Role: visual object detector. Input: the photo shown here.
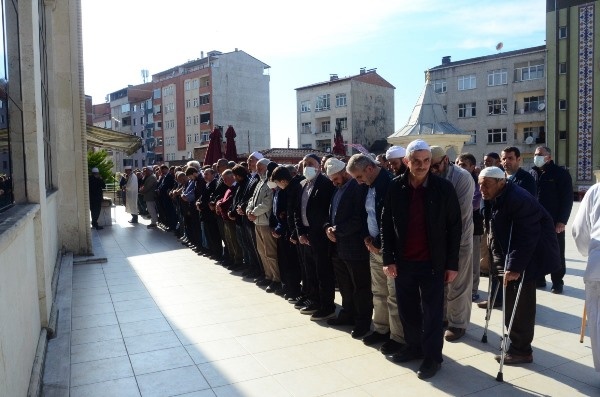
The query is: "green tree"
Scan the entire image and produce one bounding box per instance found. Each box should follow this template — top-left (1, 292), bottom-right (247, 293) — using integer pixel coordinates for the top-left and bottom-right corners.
top-left (87, 149), bottom-right (115, 183)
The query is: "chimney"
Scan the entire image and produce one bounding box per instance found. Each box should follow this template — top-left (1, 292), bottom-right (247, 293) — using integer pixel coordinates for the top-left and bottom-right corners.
top-left (201, 51), bottom-right (204, 58)
top-left (442, 56), bottom-right (451, 65)
top-left (330, 74), bottom-right (338, 81)
top-left (360, 67), bottom-right (366, 75)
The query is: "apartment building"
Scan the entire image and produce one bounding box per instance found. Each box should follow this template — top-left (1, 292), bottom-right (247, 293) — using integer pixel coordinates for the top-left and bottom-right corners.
top-left (546, 0), bottom-right (600, 193)
top-left (427, 45), bottom-right (547, 168)
top-left (296, 69), bottom-right (395, 156)
top-left (150, 49), bottom-right (270, 163)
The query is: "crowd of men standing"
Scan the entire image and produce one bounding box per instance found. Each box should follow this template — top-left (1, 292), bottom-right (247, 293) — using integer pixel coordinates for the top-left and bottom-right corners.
top-left (102, 139), bottom-right (582, 380)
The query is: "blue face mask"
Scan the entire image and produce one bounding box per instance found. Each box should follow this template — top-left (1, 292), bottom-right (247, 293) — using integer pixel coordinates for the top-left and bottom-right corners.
top-left (303, 166), bottom-right (318, 181)
top-left (533, 155), bottom-right (546, 168)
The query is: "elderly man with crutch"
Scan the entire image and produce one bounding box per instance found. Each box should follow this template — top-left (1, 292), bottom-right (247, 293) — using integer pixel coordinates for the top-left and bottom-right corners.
top-left (478, 167), bottom-right (560, 380)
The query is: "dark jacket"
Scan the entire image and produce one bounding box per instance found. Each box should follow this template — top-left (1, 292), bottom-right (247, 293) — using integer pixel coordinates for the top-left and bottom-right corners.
top-left (158, 172), bottom-right (175, 200)
top-left (486, 182), bottom-right (560, 280)
top-left (381, 173), bottom-right (462, 275)
top-left (325, 178), bottom-right (369, 262)
top-left (198, 178), bottom-right (217, 220)
top-left (285, 175), bottom-right (304, 240)
top-left (536, 160), bottom-right (573, 225)
top-left (229, 176), bottom-right (249, 225)
top-left (294, 173), bottom-right (335, 240)
top-left (369, 168), bottom-right (393, 248)
top-left (272, 187), bottom-right (287, 235)
top-left (89, 175), bottom-right (106, 204)
top-left (510, 167), bottom-right (536, 197)
top-left (239, 174), bottom-right (260, 214)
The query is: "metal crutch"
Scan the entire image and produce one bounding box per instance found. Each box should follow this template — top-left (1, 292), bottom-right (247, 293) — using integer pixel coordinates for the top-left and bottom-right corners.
top-left (496, 268), bottom-right (526, 382)
top-left (481, 269), bottom-right (502, 343)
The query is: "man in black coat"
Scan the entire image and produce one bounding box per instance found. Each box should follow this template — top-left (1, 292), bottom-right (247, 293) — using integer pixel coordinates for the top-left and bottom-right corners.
top-left (294, 154), bottom-right (335, 320)
top-left (323, 158), bottom-right (371, 336)
top-left (89, 168), bottom-right (106, 230)
top-left (532, 146), bottom-right (573, 293)
top-left (381, 140), bottom-right (462, 380)
top-left (479, 166), bottom-right (560, 364)
top-left (157, 164), bottom-right (177, 231)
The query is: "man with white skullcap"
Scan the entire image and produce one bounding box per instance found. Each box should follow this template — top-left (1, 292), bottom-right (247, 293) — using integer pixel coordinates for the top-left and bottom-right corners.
top-left (89, 167), bottom-right (106, 230)
top-left (478, 166), bottom-right (560, 365)
top-left (322, 158), bottom-right (372, 335)
top-left (380, 139), bottom-right (462, 379)
top-left (385, 146), bottom-right (407, 176)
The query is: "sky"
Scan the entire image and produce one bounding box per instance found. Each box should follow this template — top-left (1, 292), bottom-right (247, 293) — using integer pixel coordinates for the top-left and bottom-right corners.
top-left (81, 0), bottom-right (547, 149)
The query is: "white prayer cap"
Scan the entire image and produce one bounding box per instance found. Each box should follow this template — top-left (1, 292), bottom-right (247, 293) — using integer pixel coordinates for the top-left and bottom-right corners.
top-left (249, 151), bottom-right (264, 160)
top-left (91, 167), bottom-right (99, 173)
top-left (385, 146), bottom-right (406, 160)
top-left (479, 166), bottom-right (505, 179)
top-left (406, 139), bottom-right (431, 154)
top-left (325, 158), bottom-right (346, 176)
top-left (256, 158), bottom-right (270, 167)
top-left (124, 166), bottom-right (132, 170)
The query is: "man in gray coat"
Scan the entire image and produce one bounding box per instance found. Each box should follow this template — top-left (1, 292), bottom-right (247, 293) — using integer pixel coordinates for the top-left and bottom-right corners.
top-left (139, 167), bottom-right (158, 228)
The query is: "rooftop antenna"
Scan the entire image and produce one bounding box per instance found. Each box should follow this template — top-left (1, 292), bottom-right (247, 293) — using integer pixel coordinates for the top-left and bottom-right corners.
top-left (141, 69), bottom-right (149, 83)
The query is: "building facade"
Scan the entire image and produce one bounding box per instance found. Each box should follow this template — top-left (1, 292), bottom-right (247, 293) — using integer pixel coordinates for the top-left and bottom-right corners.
top-left (546, 0), bottom-right (600, 193)
top-left (427, 46), bottom-right (547, 168)
top-left (0, 1), bottom-right (91, 396)
top-left (296, 69), bottom-right (395, 156)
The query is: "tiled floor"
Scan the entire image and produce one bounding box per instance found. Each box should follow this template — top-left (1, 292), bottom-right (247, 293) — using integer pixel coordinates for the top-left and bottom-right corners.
top-left (56, 205), bottom-right (600, 396)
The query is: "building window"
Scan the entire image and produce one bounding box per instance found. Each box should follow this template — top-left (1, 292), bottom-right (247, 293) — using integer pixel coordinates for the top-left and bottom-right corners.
top-left (133, 118), bottom-right (137, 126)
top-left (487, 69), bottom-right (507, 86)
top-left (185, 99), bottom-right (191, 108)
top-left (321, 121), bottom-right (331, 133)
top-left (301, 144), bottom-right (312, 149)
top-left (558, 62), bottom-right (567, 74)
top-left (192, 97), bottom-right (199, 107)
top-left (458, 74), bottom-right (476, 90)
top-left (518, 64), bottom-right (544, 81)
top-left (523, 96), bottom-right (545, 112)
top-left (199, 94), bottom-right (210, 105)
top-left (194, 133), bottom-right (199, 142)
top-left (487, 128), bottom-right (507, 143)
top-left (201, 133), bottom-right (209, 142)
top-left (487, 99), bottom-right (507, 115)
top-left (301, 122), bottom-right (312, 134)
top-left (132, 104), bottom-right (138, 112)
top-left (558, 26), bottom-right (567, 39)
top-left (153, 88), bottom-right (161, 99)
top-left (121, 103), bottom-right (130, 113)
top-left (187, 134), bottom-right (191, 143)
top-left (315, 94), bottom-right (330, 111)
top-left (156, 121), bottom-right (162, 129)
top-left (193, 115), bottom-right (199, 125)
top-left (154, 105), bottom-right (161, 114)
top-left (458, 102), bottom-right (476, 118)
top-left (193, 79), bottom-right (199, 89)
top-left (335, 117), bottom-right (347, 130)
top-left (559, 99), bottom-right (567, 110)
top-left (185, 81), bottom-right (191, 91)
top-left (186, 116), bottom-right (191, 126)
top-left (442, 105), bottom-right (447, 113)
top-left (300, 101), bottom-right (311, 112)
top-left (335, 94), bottom-right (347, 107)
top-left (559, 130), bottom-right (567, 140)
top-left (200, 113), bottom-right (210, 124)
top-left (523, 126), bottom-right (545, 144)
top-left (433, 79), bottom-right (446, 93)
top-left (465, 130), bottom-right (477, 145)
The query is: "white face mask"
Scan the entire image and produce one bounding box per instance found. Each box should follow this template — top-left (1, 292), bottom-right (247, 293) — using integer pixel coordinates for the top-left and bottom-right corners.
top-left (533, 155), bottom-right (546, 168)
top-left (303, 166), bottom-right (318, 181)
top-left (267, 181), bottom-right (277, 189)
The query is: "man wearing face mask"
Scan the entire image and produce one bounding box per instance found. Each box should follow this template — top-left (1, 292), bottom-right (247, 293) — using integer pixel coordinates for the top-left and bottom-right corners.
top-left (247, 158), bottom-right (281, 293)
top-left (531, 146), bottom-right (573, 293)
top-left (385, 146), bottom-right (407, 176)
top-left (294, 154), bottom-right (336, 318)
top-left (429, 146), bottom-right (475, 342)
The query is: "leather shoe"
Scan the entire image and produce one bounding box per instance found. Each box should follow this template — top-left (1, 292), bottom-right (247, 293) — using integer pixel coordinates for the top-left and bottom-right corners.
top-left (256, 278), bottom-right (271, 287)
top-left (391, 347), bottom-right (424, 363)
top-left (444, 327), bottom-right (466, 342)
top-left (417, 358), bottom-right (441, 379)
top-left (551, 284), bottom-right (563, 294)
top-left (351, 325), bottom-right (370, 339)
top-left (477, 300), bottom-right (501, 309)
top-left (494, 353), bottom-right (533, 365)
top-left (363, 331), bottom-right (390, 346)
top-left (380, 339), bottom-right (404, 355)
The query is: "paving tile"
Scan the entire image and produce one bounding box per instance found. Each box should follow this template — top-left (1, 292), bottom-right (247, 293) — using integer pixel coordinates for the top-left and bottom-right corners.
top-left (184, 338), bottom-right (249, 365)
top-left (71, 324), bottom-right (123, 346)
top-left (70, 376), bottom-right (141, 397)
top-left (108, 281), bottom-right (147, 294)
top-left (71, 339), bottom-right (128, 364)
top-left (124, 330), bottom-right (182, 355)
top-left (129, 346), bottom-right (194, 375)
top-left (71, 312), bottom-right (119, 330)
top-left (113, 297), bottom-right (158, 313)
top-left (120, 317), bottom-right (173, 338)
top-left (197, 354), bottom-right (271, 388)
top-left (70, 356), bottom-right (134, 387)
top-left (212, 377), bottom-right (292, 397)
top-left (116, 307), bottom-right (165, 324)
top-left (111, 289), bottom-right (152, 302)
top-left (72, 293), bottom-right (113, 307)
top-left (136, 365), bottom-right (210, 397)
top-left (272, 363), bottom-right (355, 397)
top-left (72, 301), bottom-right (116, 317)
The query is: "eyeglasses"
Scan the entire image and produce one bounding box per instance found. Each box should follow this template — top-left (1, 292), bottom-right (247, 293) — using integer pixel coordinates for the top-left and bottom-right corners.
top-left (431, 157), bottom-right (446, 170)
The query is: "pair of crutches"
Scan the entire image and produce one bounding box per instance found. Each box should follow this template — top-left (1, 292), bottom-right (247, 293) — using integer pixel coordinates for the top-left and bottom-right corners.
top-left (480, 223), bottom-right (525, 382)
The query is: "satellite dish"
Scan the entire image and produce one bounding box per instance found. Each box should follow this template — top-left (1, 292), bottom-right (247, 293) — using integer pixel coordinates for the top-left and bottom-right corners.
top-left (525, 136), bottom-right (534, 145)
top-left (538, 103), bottom-right (546, 111)
top-left (496, 42), bottom-right (504, 51)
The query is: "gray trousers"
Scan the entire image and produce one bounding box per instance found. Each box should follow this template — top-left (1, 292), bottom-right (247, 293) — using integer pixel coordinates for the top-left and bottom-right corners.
top-left (444, 238), bottom-right (474, 329)
top-left (370, 252), bottom-right (404, 343)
